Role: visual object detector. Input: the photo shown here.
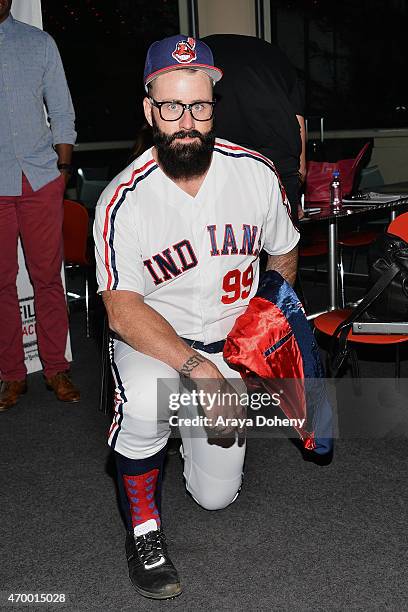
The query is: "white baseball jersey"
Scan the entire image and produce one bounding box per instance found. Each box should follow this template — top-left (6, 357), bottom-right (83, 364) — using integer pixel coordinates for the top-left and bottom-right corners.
top-left (94, 138), bottom-right (299, 344)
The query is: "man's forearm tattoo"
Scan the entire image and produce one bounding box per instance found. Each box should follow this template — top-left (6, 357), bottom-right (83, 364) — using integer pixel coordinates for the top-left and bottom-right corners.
top-left (180, 354), bottom-right (206, 377)
top-left (266, 247), bottom-right (298, 286)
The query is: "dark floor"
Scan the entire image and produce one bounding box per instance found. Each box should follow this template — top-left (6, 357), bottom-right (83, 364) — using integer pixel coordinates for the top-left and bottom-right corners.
top-left (1, 268), bottom-right (408, 611)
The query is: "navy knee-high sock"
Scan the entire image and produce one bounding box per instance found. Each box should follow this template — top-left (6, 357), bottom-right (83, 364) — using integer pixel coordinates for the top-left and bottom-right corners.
top-left (115, 445), bottom-right (167, 532)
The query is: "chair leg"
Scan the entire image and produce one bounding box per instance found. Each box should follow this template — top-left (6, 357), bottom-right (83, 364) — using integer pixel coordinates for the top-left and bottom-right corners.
top-left (350, 349), bottom-right (360, 376)
top-left (99, 314), bottom-right (113, 414)
top-left (325, 352), bottom-right (332, 377)
top-left (338, 247), bottom-right (345, 308)
top-left (350, 349), bottom-right (362, 395)
top-left (350, 248), bottom-right (358, 273)
top-left (85, 269), bottom-right (90, 338)
top-left (395, 344), bottom-right (401, 378)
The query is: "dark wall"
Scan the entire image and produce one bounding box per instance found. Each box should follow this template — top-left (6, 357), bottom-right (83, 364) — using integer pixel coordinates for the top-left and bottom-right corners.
top-left (42, 0), bottom-right (180, 143)
top-left (273, 0), bottom-right (408, 130)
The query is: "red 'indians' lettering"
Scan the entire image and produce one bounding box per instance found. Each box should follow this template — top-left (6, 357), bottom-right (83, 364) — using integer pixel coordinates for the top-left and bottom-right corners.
top-left (207, 224), bottom-right (261, 256)
top-left (144, 239), bottom-right (198, 286)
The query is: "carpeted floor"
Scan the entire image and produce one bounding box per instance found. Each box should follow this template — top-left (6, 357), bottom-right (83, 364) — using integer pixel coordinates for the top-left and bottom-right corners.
top-left (1, 293), bottom-right (408, 611)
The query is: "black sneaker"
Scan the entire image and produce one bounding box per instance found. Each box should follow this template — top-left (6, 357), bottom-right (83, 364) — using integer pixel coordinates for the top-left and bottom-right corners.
top-left (125, 520), bottom-right (182, 600)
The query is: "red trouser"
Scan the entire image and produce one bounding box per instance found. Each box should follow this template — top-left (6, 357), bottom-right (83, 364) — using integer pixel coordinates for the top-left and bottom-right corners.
top-left (0, 174), bottom-right (69, 380)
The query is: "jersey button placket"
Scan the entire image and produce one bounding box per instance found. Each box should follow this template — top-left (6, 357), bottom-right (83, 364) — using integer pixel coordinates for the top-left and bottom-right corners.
top-left (188, 216), bottom-right (205, 343)
top-left (199, 221), bottom-right (215, 345)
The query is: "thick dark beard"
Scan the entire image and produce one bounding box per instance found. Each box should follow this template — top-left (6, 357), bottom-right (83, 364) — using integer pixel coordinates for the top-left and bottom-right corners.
top-left (152, 117), bottom-right (216, 180)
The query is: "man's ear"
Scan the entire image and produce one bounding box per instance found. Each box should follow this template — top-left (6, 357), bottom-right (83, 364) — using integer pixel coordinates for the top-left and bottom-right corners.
top-left (143, 97), bottom-right (153, 127)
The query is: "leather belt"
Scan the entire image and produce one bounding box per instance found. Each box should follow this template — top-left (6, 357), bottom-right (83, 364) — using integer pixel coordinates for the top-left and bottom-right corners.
top-left (110, 331), bottom-right (225, 354)
top-left (182, 338), bottom-right (225, 354)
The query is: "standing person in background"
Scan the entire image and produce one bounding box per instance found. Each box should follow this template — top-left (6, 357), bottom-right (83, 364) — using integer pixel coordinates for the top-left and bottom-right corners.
top-left (203, 34), bottom-right (306, 224)
top-left (130, 123), bottom-right (154, 161)
top-left (0, 0), bottom-right (80, 411)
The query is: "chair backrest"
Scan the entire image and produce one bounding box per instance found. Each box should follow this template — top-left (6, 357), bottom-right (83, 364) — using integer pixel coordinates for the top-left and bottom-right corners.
top-left (388, 211), bottom-right (408, 241)
top-left (63, 199), bottom-right (89, 265)
top-left (77, 167), bottom-right (110, 209)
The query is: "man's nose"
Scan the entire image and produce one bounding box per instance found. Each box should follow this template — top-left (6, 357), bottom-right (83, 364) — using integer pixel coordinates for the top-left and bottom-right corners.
top-left (179, 107), bottom-right (195, 130)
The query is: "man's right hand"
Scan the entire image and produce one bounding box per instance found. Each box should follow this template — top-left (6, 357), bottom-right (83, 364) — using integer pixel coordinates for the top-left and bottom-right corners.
top-left (183, 357), bottom-right (246, 447)
top-left (103, 290), bottom-right (246, 445)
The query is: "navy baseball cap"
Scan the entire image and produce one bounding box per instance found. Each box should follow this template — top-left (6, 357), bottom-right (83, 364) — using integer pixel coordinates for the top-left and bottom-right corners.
top-left (144, 34), bottom-right (223, 91)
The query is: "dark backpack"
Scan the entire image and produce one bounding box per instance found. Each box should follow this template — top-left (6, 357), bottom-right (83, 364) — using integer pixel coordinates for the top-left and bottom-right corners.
top-left (330, 232), bottom-right (408, 376)
top-left (365, 232), bottom-right (408, 321)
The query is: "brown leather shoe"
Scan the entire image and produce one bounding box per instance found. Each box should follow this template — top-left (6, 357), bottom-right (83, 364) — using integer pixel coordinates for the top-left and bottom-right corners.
top-left (0, 379), bottom-right (27, 412)
top-left (45, 372), bottom-right (80, 403)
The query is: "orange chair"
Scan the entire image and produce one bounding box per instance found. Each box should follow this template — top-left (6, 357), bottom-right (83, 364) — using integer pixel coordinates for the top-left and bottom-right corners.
top-left (299, 226), bottom-right (328, 261)
top-left (314, 212), bottom-right (408, 377)
top-left (299, 241), bottom-right (329, 258)
top-left (62, 199), bottom-right (92, 338)
top-left (300, 225), bottom-right (378, 308)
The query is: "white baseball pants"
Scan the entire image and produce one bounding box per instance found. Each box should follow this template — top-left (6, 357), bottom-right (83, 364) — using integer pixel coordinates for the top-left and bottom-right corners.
top-left (108, 338), bottom-right (246, 511)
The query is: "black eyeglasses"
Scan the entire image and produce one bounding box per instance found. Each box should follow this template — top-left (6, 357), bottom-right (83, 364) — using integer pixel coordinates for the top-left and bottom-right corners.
top-left (149, 97), bottom-right (216, 121)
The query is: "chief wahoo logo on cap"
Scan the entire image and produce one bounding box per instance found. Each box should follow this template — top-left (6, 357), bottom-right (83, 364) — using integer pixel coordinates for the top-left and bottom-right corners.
top-left (172, 37), bottom-right (197, 64)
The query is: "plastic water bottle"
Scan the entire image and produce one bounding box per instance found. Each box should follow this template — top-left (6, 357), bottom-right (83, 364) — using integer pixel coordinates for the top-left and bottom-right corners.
top-left (330, 169), bottom-right (342, 211)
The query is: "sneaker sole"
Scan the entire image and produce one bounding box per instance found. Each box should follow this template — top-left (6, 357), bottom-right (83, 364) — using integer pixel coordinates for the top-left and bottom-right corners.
top-left (128, 576), bottom-right (182, 600)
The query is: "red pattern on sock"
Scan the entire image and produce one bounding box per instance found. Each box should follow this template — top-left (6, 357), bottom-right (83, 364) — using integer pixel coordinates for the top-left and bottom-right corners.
top-left (123, 469), bottom-right (161, 528)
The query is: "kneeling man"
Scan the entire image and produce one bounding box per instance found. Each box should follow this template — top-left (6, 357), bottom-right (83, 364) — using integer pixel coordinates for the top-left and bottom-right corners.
top-left (94, 35), bottom-right (299, 600)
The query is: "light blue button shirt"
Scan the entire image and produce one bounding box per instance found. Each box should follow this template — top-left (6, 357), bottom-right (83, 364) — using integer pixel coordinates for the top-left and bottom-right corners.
top-left (0, 15), bottom-right (76, 195)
